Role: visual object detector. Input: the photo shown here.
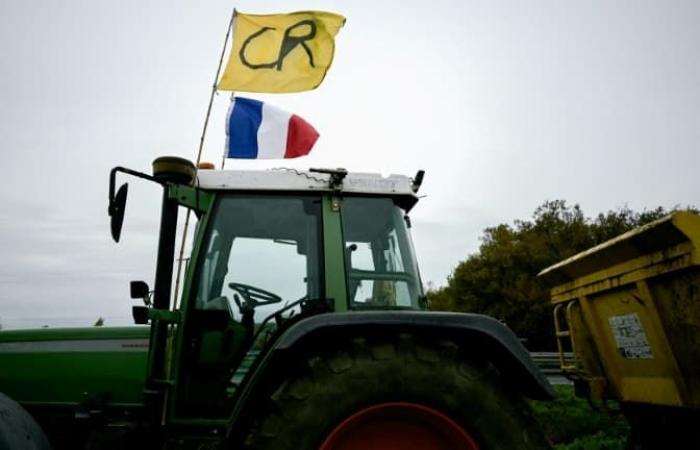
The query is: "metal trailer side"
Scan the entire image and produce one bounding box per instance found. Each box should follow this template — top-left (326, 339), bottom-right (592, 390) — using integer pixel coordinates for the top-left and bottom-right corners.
top-left (539, 211), bottom-right (700, 447)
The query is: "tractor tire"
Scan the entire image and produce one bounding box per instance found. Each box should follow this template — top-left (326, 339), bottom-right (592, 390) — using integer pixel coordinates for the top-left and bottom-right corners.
top-left (0, 393), bottom-right (52, 450)
top-left (241, 334), bottom-right (551, 450)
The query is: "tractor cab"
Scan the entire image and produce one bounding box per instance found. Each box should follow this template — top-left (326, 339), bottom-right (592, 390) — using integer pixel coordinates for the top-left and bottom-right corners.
top-left (192, 167), bottom-right (425, 318)
top-left (173, 167), bottom-right (426, 416)
top-left (109, 158), bottom-right (428, 420)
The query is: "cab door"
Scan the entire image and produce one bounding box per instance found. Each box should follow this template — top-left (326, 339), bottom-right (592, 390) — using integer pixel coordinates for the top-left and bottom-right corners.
top-left (168, 195), bottom-right (324, 420)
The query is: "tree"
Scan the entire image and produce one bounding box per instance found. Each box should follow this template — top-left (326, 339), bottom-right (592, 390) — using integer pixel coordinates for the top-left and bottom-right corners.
top-left (427, 201), bottom-right (693, 350)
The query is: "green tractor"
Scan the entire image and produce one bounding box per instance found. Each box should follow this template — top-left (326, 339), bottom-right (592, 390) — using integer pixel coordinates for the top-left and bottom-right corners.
top-left (0, 157), bottom-right (553, 450)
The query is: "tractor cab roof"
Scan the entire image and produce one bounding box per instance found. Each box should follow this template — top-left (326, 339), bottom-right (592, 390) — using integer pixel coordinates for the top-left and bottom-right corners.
top-left (196, 168), bottom-right (421, 210)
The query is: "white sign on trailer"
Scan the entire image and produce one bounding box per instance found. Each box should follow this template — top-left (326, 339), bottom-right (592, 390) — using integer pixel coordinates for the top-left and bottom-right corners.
top-left (608, 313), bottom-right (653, 359)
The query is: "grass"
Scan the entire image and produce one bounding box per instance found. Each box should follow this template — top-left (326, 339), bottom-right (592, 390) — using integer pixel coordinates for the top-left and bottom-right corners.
top-left (531, 385), bottom-right (630, 449)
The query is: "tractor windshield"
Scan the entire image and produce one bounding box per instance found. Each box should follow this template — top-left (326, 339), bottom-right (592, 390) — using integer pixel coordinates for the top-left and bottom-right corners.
top-left (194, 195), bottom-right (323, 321)
top-left (341, 197), bottom-right (423, 309)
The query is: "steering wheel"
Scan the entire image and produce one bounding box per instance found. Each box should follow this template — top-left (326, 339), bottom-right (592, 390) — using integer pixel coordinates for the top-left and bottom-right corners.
top-left (228, 282), bottom-right (282, 309)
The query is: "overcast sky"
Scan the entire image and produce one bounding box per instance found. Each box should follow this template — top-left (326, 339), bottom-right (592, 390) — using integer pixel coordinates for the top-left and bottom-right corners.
top-left (1, 0), bottom-right (698, 328)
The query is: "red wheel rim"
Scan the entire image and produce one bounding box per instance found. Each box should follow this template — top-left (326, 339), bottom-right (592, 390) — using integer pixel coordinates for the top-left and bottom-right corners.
top-left (319, 402), bottom-right (479, 450)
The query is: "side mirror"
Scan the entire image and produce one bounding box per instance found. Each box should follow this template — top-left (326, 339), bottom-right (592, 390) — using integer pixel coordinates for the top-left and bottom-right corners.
top-left (109, 183), bottom-right (129, 242)
top-left (130, 280), bottom-right (151, 305)
top-left (132, 306), bottom-right (149, 325)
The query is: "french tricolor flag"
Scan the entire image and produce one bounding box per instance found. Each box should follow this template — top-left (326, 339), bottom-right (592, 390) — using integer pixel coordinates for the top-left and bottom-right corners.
top-left (225, 97), bottom-right (319, 159)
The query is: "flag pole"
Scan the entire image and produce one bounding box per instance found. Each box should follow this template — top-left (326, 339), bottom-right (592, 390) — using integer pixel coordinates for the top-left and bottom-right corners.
top-left (196, 8), bottom-right (236, 167)
top-left (221, 92), bottom-right (236, 170)
top-left (173, 8), bottom-right (237, 309)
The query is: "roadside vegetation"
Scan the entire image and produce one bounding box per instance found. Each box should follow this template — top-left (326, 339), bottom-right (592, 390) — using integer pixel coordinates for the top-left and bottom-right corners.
top-left (426, 200), bottom-right (696, 350)
top-left (532, 385), bottom-right (629, 449)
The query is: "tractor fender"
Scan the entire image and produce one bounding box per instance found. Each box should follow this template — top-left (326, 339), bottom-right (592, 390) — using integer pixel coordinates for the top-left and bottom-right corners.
top-left (0, 393), bottom-right (52, 450)
top-left (274, 311), bottom-right (554, 399)
top-left (230, 311), bottom-right (554, 436)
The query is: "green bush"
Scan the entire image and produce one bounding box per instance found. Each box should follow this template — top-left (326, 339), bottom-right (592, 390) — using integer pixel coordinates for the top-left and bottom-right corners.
top-left (531, 385), bottom-right (629, 449)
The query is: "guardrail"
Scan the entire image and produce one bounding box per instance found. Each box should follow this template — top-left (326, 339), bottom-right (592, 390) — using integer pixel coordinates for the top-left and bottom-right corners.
top-left (531, 351), bottom-right (572, 384)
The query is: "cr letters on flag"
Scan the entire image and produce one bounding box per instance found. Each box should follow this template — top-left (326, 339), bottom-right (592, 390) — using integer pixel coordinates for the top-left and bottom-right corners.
top-left (225, 97), bottom-right (319, 159)
top-left (218, 11), bottom-right (345, 93)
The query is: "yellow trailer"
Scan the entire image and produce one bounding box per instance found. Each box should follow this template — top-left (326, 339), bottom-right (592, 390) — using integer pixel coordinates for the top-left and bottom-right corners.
top-left (539, 211), bottom-right (700, 448)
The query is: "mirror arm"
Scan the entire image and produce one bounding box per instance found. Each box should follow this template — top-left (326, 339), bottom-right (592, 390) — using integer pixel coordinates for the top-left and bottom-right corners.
top-left (109, 166), bottom-right (161, 205)
top-left (109, 167), bottom-right (166, 243)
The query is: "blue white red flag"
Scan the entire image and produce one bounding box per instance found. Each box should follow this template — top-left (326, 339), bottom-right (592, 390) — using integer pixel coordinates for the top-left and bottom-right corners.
top-left (225, 97), bottom-right (319, 159)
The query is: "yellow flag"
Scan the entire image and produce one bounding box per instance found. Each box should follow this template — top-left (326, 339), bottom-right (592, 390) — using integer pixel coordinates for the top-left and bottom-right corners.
top-left (218, 11), bottom-right (346, 93)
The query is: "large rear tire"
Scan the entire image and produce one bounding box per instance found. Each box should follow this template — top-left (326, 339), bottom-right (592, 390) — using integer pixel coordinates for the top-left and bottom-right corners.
top-left (241, 334), bottom-right (550, 450)
top-left (0, 393), bottom-right (52, 450)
